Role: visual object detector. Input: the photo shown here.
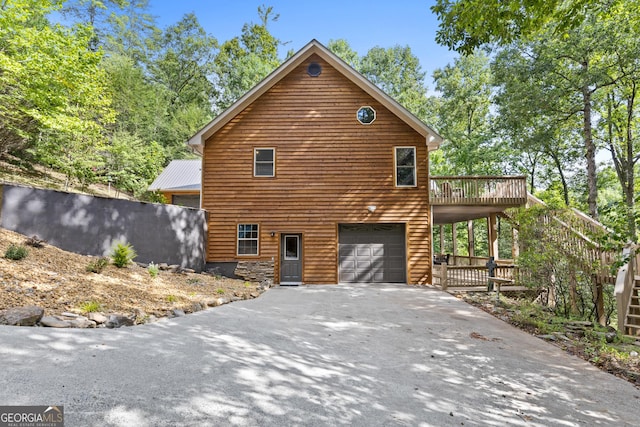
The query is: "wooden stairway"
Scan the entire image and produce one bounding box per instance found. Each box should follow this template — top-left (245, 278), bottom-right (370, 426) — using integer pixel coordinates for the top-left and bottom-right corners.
top-left (623, 276), bottom-right (640, 336)
top-left (615, 246), bottom-right (640, 335)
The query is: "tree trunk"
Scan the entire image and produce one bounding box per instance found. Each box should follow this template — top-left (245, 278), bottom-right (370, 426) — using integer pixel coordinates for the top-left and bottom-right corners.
top-left (625, 83), bottom-right (637, 242)
top-left (582, 61), bottom-right (598, 220)
top-left (549, 150), bottom-right (570, 206)
top-left (569, 271), bottom-right (578, 316)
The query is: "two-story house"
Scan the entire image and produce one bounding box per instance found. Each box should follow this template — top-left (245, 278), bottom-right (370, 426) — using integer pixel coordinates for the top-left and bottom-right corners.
top-left (187, 40), bottom-right (442, 285)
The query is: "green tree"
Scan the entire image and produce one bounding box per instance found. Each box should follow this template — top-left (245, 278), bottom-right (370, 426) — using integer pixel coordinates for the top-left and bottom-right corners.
top-left (105, 0), bottom-right (156, 64)
top-left (148, 13), bottom-right (217, 159)
top-left (431, 0), bottom-right (631, 54)
top-left (492, 45), bottom-right (585, 206)
top-left (0, 0), bottom-right (114, 182)
top-left (61, 0), bottom-right (126, 51)
top-left (327, 38), bottom-right (360, 69)
top-left (103, 130), bottom-right (164, 196)
top-left (359, 45), bottom-right (430, 120)
top-left (431, 52), bottom-right (498, 175)
top-left (214, 5), bottom-right (281, 112)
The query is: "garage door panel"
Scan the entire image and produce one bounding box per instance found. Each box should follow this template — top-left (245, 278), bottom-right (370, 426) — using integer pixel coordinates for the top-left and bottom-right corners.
top-left (338, 224), bottom-right (406, 283)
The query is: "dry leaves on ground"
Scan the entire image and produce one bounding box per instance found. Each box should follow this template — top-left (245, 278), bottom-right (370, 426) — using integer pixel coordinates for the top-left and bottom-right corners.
top-left (0, 228), bottom-right (259, 318)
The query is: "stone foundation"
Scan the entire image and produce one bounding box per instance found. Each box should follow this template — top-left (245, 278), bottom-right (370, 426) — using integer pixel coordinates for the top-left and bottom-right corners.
top-left (234, 260), bottom-right (275, 284)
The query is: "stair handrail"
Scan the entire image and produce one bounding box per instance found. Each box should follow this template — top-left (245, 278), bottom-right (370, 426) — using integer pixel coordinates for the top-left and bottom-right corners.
top-left (615, 244), bottom-right (639, 332)
top-left (524, 194), bottom-right (617, 271)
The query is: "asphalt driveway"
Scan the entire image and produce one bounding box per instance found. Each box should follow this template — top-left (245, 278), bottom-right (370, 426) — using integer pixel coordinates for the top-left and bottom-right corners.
top-left (1, 284), bottom-right (639, 426)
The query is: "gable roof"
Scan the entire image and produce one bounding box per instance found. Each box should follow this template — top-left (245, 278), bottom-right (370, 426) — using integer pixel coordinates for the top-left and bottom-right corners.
top-left (148, 159), bottom-right (201, 191)
top-left (188, 39), bottom-right (443, 152)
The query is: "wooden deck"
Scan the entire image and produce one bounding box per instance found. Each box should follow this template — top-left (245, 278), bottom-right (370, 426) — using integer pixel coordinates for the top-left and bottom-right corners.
top-left (430, 176), bottom-right (527, 206)
top-left (431, 176), bottom-right (527, 224)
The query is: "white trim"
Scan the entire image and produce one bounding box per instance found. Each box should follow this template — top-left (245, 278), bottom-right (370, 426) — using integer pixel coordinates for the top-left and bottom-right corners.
top-left (394, 147), bottom-right (417, 188)
top-left (357, 106), bottom-right (376, 125)
top-left (237, 223), bottom-right (259, 256)
top-left (253, 147), bottom-right (275, 177)
top-left (187, 40), bottom-right (442, 153)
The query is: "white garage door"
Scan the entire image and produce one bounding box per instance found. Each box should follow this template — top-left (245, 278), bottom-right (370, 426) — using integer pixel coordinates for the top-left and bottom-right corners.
top-left (338, 224), bottom-right (406, 283)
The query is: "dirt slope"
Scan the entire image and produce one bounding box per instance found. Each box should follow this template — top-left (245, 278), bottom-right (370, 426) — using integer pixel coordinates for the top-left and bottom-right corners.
top-left (0, 228), bottom-right (258, 319)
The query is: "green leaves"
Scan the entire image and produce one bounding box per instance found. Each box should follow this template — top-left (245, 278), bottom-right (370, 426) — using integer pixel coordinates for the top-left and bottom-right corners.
top-left (0, 0), bottom-right (113, 155)
top-left (431, 51), bottom-right (499, 176)
top-left (213, 7), bottom-right (281, 112)
top-left (431, 0), bottom-right (617, 54)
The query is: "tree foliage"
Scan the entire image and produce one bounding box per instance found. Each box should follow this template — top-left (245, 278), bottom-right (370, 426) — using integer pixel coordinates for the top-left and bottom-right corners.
top-left (0, 0), bottom-right (113, 157)
top-left (431, 0), bottom-right (631, 54)
top-left (431, 52), bottom-right (499, 175)
top-left (213, 5), bottom-right (281, 112)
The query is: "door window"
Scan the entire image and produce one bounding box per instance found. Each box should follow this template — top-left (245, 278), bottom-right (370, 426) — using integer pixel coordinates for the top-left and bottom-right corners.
top-left (284, 235), bottom-right (299, 260)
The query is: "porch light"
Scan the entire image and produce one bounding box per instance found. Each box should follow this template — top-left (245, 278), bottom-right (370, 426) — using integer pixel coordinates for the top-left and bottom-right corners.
top-left (270, 231), bottom-right (276, 237)
top-left (367, 205), bottom-right (377, 213)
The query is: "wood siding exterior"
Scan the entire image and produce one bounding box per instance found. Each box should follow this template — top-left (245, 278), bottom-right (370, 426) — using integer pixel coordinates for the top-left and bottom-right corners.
top-left (161, 190), bottom-right (200, 205)
top-left (202, 54), bottom-right (432, 284)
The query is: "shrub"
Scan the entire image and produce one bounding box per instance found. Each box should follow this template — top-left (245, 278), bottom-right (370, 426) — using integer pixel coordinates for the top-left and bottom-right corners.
top-left (166, 295), bottom-right (177, 303)
top-left (216, 288), bottom-right (225, 295)
top-left (5, 244), bottom-right (28, 260)
top-left (110, 242), bottom-right (137, 268)
top-left (148, 262), bottom-right (159, 278)
top-left (80, 301), bottom-right (102, 313)
top-left (86, 257), bottom-right (109, 273)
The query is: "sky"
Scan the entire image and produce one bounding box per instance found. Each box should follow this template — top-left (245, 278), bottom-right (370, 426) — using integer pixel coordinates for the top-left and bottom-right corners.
top-left (148, 0), bottom-right (458, 89)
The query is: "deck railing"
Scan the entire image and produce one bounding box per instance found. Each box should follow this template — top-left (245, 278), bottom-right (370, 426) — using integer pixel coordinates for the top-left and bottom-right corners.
top-left (432, 260), bottom-right (519, 291)
top-left (430, 176), bottom-right (527, 206)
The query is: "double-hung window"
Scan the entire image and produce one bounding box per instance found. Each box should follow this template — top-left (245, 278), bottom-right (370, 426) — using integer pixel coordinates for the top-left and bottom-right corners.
top-left (237, 224), bottom-right (259, 256)
top-left (254, 148), bottom-right (275, 177)
top-left (395, 147), bottom-right (417, 187)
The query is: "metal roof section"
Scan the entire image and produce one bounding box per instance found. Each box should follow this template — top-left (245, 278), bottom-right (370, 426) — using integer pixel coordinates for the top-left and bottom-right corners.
top-left (187, 39), bottom-right (443, 153)
top-left (148, 159), bottom-right (201, 191)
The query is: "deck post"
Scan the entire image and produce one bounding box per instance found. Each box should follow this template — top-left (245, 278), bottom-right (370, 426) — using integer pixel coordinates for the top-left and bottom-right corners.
top-left (467, 220), bottom-right (475, 257)
top-left (439, 224), bottom-right (444, 255)
top-left (441, 263), bottom-right (448, 290)
top-left (512, 226), bottom-right (519, 259)
top-left (452, 222), bottom-right (458, 260)
top-left (488, 214), bottom-right (498, 259)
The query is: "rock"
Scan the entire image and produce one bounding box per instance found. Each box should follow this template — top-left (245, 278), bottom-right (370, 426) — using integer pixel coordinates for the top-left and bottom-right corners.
top-left (105, 314), bottom-right (134, 329)
top-left (213, 297), bottom-right (228, 306)
top-left (158, 263), bottom-right (170, 270)
top-left (70, 316), bottom-right (95, 328)
top-left (250, 292), bottom-right (259, 298)
top-left (630, 351), bottom-right (639, 358)
top-left (567, 320), bottom-right (593, 326)
top-left (60, 312), bottom-right (79, 318)
top-left (143, 315), bottom-right (158, 324)
top-left (553, 333), bottom-right (572, 342)
top-left (190, 303), bottom-right (203, 313)
top-left (40, 316), bottom-right (71, 328)
top-left (183, 268), bottom-right (195, 274)
top-left (133, 309), bottom-right (147, 323)
top-left (171, 309), bottom-right (186, 317)
top-left (0, 306), bottom-right (44, 326)
top-left (605, 332), bottom-right (617, 343)
top-left (538, 334), bottom-right (557, 341)
top-left (168, 264), bottom-right (180, 272)
top-left (87, 312), bottom-right (108, 324)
